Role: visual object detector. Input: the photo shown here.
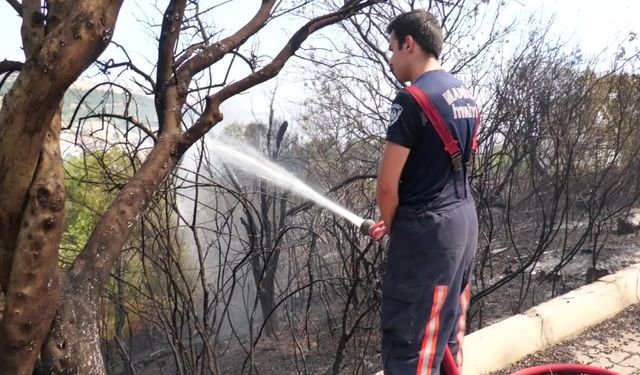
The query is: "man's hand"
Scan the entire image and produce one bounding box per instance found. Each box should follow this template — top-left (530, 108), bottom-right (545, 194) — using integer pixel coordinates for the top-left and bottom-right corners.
top-left (368, 220), bottom-right (387, 242)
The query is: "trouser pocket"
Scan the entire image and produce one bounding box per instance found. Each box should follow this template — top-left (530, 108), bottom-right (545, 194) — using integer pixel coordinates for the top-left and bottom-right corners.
top-left (381, 283), bottom-right (424, 344)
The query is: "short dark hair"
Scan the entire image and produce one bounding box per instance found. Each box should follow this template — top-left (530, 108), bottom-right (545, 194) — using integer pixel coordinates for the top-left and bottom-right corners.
top-left (386, 10), bottom-right (443, 59)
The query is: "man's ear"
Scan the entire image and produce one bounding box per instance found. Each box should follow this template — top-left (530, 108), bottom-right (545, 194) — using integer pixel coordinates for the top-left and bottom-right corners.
top-left (403, 35), bottom-right (415, 52)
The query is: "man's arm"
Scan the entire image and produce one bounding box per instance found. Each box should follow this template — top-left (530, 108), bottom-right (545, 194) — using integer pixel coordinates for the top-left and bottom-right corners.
top-left (377, 141), bottom-right (411, 230)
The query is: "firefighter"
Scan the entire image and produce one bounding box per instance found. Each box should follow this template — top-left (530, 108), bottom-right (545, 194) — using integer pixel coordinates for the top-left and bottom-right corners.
top-left (369, 9), bottom-right (480, 375)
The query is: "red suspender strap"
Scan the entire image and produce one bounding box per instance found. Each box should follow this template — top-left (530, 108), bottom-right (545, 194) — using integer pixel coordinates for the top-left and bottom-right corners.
top-left (404, 85), bottom-right (463, 170)
top-left (404, 85), bottom-right (460, 157)
top-left (405, 85), bottom-right (481, 168)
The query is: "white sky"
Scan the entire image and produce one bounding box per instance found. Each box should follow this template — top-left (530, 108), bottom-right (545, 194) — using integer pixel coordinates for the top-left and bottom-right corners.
top-left (1, 0), bottom-right (639, 125)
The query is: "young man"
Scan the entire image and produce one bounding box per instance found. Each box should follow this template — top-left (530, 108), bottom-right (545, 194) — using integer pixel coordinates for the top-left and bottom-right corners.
top-left (371, 10), bottom-right (479, 375)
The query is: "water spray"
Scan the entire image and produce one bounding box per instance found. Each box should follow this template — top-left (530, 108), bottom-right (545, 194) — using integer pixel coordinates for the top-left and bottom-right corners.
top-left (208, 136), bottom-right (384, 242)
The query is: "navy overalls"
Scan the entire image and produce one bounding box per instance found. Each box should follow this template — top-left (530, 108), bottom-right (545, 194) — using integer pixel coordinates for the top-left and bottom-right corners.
top-left (382, 70), bottom-right (479, 375)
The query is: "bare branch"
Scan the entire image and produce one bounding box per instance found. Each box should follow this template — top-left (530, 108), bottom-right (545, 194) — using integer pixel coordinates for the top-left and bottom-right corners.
top-left (215, 0), bottom-right (383, 103)
top-left (182, 0), bottom-right (385, 147)
top-left (101, 41), bottom-right (157, 90)
top-left (176, 0), bottom-right (277, 80)
top-left (0, 59), bottom-right (23, 74)
top-left (79, 113), bottom-right (157, 142)
top-left (155, 0), bottom-right (188, 132)
top-left (173, 41), bottom-right (207, 68)
top-left (5, 0), bottom-right (21, 16)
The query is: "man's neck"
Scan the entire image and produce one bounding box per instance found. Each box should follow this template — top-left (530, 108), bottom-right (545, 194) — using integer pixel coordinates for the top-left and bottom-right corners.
top-left (409, 58), bottom-right (442, 83)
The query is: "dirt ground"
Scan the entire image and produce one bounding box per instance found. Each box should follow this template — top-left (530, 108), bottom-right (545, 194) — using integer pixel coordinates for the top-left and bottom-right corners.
top-left (494, 303), bottom-right (640, 374)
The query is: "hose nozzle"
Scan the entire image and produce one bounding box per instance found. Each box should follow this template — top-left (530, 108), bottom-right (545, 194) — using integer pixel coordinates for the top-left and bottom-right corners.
top-left (360, 219), bottom-right (376, 236)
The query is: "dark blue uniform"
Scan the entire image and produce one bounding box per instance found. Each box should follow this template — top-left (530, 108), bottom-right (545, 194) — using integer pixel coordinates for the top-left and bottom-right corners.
top-left (382, 70), bottom-right (478, 375)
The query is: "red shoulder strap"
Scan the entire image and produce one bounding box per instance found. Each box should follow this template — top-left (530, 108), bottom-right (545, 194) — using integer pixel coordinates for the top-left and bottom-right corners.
top-left (404, 85), bottom-right (480, 166)
top-left (472, 112), bottom-right (480, 153)
top-left (404, 85), bottom-right (461, 158)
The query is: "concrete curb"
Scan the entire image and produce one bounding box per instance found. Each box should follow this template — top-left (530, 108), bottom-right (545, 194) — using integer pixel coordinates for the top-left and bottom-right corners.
top-left (463, 263), bottom-right (640, 374)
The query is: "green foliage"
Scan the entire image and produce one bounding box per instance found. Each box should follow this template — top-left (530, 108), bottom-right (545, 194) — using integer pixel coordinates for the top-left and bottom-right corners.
top-left (61, 150), bottom-right (130, 266)
top-left (61, 149), bottom-right (146, 337)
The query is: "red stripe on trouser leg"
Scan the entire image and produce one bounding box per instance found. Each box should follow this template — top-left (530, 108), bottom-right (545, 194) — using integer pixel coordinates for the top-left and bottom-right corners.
top-left (455, 285), bottom-right (471, 369)
top-left (416, 285), bottom-right (448, 375)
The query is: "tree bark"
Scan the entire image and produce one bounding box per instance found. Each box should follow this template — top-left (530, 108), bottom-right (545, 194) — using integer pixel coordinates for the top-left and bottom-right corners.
top-left (38, 286), bottom-right (105, 375)
top-left (0, 2), bottom-right (124, 374)
top-left (0, 0), bottom-right (124, 293)
top-left (0, 105), bottom-right (64, 374)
